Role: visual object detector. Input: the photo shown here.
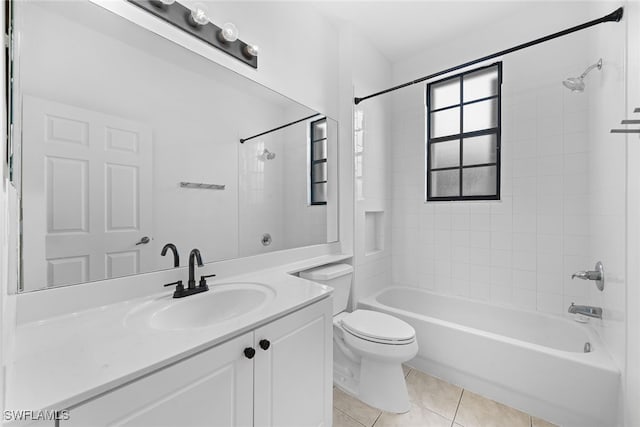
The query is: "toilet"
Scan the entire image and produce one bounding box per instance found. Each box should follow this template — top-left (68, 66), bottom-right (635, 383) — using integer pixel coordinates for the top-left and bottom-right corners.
top-left (300, 264), bottom-right (418, 414)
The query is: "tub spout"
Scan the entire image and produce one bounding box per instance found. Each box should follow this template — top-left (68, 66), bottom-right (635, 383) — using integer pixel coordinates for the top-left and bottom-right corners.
top-left (568, 302), bottom-right (603, 319)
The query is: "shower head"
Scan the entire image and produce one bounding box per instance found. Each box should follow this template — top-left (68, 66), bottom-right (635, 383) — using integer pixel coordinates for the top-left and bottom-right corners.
top-left (259, 148), bottom-right (276, 160)
top-left (562, 58), bottom-right (602, 92)
top-left (562, 77), bottom-right (586, 92)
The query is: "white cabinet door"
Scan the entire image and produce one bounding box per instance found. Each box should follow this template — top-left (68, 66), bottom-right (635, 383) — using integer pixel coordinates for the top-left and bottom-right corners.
top-left (253, 297), bottom-right (333, 427)
top-left (63, 333), bottom-right (254, 427)
top-left (22, 96), bottom-right (153, 290)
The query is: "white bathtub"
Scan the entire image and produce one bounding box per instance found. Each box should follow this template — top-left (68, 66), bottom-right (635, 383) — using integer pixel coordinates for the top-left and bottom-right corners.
top-left (359, 287), bottom-right (620, 427)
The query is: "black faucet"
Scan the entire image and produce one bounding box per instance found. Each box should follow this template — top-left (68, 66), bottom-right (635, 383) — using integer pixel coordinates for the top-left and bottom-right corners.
top-left (163, 248), bottom-right (212, 298)
top-left (188, 248), bottom-right (203, 290)
top-left (160, 243), bottom-right (180, 267)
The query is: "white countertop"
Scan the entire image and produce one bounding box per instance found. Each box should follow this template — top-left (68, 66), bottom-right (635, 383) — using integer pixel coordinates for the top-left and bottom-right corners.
top-left (5, 262), bottom-right (340, 412)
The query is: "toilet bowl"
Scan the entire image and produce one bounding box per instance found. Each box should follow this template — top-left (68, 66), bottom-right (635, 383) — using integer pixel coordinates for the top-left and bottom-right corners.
top-left (333, 310), bottom-right (418, 413)
top-left (299, 264), bottom-right (418, 413)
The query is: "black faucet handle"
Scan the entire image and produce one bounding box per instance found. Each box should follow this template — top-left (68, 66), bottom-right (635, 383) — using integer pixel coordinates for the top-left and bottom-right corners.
top-left (199, 274), bottom-right (216, 288)
top-left (164, 280), bottom-right (183, 288)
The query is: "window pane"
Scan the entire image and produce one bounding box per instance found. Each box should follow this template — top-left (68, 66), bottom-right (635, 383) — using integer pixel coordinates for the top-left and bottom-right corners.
top-left (430, 169), bottom-right (459, 197)
top-left (313, 140), bottom-right (327, 159)
top-left (355, 155), bottom-right (363, 178)
top-left (356, 179), bottom-right (363, 200)
top-left (462, 166), bottom-right (497, 196)
top-left (463, 67), bottom-right (499, 102)
top-left (311, 120), bottom-right (327, 140)
top-left (431, 140), bottom-right (459, 169)
top-left (463, 134), bottom-right (497, 165)
top-left (430, 78), bottom-right (460, 110)
top-left (430, 107), bottom-right (460, 138)
top-left (463, 99), bottom-right (497, 133)
top-left (354, 109), bottom-right (364, 132)
top-left (312, 183), bottom-right (327, 203)
top-left (312, 162), bottom-right (327, 182)
top-left (355, 130), bottom-right (363, 153)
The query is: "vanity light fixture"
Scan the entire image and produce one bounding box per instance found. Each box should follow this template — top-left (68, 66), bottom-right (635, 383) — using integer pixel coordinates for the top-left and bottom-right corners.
top-left (244, 44), bottom-right (259, 59)
top-left (188, 3), bottom-right (210, 27)
top-left (219, 22), bottom-right (239, 43)
top-left (150, 0), bottom-right (175, 6)
top-left (128, 0), bottom-right (258, 68)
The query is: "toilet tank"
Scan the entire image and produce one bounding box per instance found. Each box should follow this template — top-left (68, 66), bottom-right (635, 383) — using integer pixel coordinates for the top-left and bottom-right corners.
top-left (300, 264), bottom-right (353, 315)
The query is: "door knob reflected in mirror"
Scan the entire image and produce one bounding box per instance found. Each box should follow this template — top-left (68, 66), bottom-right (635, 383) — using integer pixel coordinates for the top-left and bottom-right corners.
top-left (135, 236), bottom-right (151, 245)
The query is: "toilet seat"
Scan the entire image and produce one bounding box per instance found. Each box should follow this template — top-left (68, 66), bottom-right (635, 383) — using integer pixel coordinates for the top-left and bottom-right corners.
top-left (341, 310), bottom-right (415, 345)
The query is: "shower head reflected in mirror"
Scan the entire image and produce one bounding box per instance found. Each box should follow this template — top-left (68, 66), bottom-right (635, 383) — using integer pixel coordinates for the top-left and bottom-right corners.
top-left (562, 58), bottom-right (602, 92)
top-left (258, 148), bottom-right (276, 160)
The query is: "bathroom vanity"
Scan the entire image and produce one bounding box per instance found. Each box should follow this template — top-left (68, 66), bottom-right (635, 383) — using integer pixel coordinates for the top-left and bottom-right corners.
top-left (6, 264), bottom-right (338, 427)
top-left (65, 297), bottom-right (331, 426)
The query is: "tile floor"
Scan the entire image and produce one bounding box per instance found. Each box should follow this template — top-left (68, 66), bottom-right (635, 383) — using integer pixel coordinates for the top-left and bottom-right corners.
top-left (333, 366), bottom-right (558, 427)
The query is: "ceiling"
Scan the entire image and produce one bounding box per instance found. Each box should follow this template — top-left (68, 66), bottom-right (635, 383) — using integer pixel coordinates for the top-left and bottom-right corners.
top-left (311, 1), bottom-right (564, 63)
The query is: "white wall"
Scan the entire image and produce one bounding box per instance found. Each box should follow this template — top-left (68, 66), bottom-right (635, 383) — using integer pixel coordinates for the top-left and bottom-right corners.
top-left (585, 0), bottom-right (627, 388)
top-left (193, 1), bottom-right (340, 118)
top-left (625, 3), bottom-right (640, 425)
top-left (95, 0), bottom-right (340, 119)
top-left (390, 3), bottom-right (599, 312)
top-left (349, 31), bottom-right (393, 304)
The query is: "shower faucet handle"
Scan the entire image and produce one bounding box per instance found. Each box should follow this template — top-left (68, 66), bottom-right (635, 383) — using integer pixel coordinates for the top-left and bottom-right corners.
top-left (571, 261), bottom-right (605, 291)
top-left (571, 271), bottom-right (601, 280)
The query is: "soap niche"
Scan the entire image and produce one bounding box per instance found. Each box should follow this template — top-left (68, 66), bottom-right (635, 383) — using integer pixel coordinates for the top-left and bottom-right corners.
top-left (364, 211), bottom-right (384, 255)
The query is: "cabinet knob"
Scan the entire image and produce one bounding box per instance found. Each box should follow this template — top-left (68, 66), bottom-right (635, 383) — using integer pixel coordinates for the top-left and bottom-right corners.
top-left (244, 347), bottom-right (256, 359)
top-left (259, 339), bottom-right (271, 350)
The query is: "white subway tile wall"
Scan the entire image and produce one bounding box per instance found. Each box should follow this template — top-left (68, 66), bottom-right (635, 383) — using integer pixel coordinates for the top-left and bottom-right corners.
top-left (386, 0), bottom-right (626, 387)
top-left (391, 43), bottom-right (595, 317)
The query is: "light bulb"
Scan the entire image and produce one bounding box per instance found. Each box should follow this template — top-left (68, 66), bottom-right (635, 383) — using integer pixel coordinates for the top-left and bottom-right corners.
top-left (244, 44), bottom-right (259, 58)
top-left (150, 0), bottom-right (174, 7)
top-left (190, 3), bottom-right (210, 26)
top-left (219, 23), bottom-right (238, 42)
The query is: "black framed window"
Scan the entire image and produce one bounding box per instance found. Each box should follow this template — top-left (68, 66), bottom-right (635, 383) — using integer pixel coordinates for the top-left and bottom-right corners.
top-left (426, 62), bottom-right (502, 201)
top-left (310, 118), bottom-right (327, 205)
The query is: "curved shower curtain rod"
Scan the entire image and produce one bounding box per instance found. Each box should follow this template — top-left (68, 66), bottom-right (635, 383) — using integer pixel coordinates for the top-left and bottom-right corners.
top-left (353, 7), bottom-right (624, 105)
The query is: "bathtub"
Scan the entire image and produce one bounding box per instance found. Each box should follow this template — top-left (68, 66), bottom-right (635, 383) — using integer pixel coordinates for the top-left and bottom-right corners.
top-left (359, 287), bottom-right (620, 427)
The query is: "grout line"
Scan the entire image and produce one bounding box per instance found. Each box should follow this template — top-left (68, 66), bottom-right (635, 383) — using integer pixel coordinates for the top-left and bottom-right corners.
top-left (452, 389), bottom-right (465, 425)
top-left (371, 411), bottom-right (383, 427)
top-left (335, 408), bottom-right (367, 427)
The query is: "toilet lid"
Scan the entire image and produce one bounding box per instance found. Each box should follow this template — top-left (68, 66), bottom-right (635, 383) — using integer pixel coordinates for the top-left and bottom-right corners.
top-left (341, 310), bottom-right (415, 344)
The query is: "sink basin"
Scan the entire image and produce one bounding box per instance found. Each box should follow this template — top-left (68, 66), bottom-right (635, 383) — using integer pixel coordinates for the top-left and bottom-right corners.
top-left (126, 282), bottom-right (276, 331)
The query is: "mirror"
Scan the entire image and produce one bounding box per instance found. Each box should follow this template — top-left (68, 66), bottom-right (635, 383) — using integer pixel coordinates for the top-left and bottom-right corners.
top-left (13, 1), bottom-right (338, 292)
